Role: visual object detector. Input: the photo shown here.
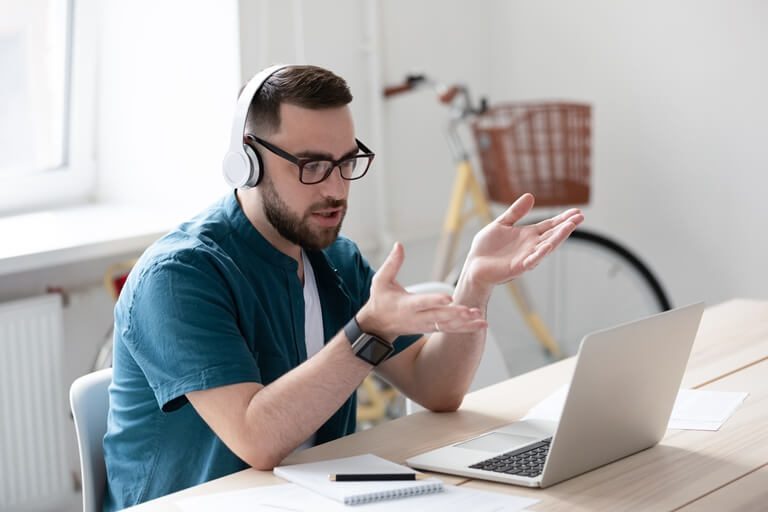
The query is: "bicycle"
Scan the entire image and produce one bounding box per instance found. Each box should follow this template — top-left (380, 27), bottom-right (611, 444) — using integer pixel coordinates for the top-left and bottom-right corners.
top-left (383, 74), bottom-right (672, 359)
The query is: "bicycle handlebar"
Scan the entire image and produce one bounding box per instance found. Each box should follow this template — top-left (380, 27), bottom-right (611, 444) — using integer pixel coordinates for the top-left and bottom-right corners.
top-left (383, 73), bottom-right (488, 116)
top-left (382, 74), bottom-right (427, 97)
top-left (438, 85), bottom-right (462, 105)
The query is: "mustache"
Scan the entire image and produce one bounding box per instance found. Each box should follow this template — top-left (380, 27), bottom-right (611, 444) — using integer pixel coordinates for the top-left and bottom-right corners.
top-left (310, 198), bottom-right (347, 211)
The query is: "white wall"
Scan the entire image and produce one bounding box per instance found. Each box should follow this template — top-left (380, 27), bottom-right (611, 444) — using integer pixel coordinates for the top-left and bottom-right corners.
top-left (238, 0), bottom-right (384, 247)
top-left (95, 0), bottom-right (240, 217)
top-left (238, 0), bottom-right (768, 306)
top-left (488, 0), bottom-right (768, 305)
top-left (378, 0), bottom-right (495, 240)
top-left (237, 0), bottom-right (496, 253)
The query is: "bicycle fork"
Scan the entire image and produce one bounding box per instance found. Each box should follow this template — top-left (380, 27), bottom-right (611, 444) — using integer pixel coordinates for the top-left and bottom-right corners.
top-left (432, 159), bottom-right (563, 358)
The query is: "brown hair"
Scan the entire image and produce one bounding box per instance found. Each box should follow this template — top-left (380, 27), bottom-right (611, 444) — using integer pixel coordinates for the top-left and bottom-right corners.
top-left (243, 65), bottom-right (353, 136)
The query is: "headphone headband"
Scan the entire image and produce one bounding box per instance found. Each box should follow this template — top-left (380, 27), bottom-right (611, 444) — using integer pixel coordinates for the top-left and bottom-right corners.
top-left (222, 64), bottom-right (288, 188)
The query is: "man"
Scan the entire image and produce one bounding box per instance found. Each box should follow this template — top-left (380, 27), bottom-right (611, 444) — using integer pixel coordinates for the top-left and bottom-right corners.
top-left (102, 65), bottom-right (583, 510)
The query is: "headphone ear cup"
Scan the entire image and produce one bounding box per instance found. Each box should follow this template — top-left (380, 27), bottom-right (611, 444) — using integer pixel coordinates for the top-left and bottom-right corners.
top-left (222, 149), bottom-right (253, 188)
top-left (243, 144), bottom-right (263, 187)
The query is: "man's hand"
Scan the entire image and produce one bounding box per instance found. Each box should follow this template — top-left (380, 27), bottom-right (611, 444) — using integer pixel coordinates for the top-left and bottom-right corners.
top-left (356, 243), bottom-right (487, 340)
top-left (463, 193), bottom-right (584, 288)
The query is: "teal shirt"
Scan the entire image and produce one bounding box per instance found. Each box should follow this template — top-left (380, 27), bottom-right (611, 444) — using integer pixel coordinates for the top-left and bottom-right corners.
top-left (103, 193), bottom-right (419, 511)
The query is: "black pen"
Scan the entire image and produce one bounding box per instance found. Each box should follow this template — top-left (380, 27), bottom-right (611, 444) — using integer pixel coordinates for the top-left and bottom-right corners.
top-left (329, 472), bottom-right (428, 482)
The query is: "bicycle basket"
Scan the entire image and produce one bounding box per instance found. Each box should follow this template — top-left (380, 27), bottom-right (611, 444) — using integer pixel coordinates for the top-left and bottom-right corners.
top-left (472, 102), bottom-right (591, 207)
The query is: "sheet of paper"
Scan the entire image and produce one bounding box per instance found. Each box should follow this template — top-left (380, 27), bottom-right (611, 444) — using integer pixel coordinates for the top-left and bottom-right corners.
top-left (176, 483), bottom-right (539, 512)
top-left (523, 385), bottom-right (748, 431)
top-left (668, 389), bottom-right (748, 430)
top-left (522, 385), bottom-right (569, 422)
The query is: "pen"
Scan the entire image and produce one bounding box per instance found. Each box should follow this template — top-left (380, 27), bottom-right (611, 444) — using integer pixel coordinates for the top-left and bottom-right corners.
top-left (329, 473), bottom-right (428, 482)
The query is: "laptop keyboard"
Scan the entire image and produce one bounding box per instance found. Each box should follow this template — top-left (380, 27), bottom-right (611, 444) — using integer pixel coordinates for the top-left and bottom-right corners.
top-left (469, 437), bottom-right (552, 478)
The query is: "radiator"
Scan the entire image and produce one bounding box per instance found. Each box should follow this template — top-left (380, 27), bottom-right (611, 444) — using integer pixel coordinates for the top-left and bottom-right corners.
top-left (0, 294), bottom-right (69, 508)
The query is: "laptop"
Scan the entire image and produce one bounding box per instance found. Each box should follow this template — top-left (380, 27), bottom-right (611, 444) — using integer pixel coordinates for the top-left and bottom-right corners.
top-left (407, 303), bottom-right (704, 488)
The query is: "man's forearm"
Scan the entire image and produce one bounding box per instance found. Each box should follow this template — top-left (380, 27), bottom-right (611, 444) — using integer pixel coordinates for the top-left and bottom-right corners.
top-left (404, 272), bottom-right (493, 411)
top-left (244, 335), bottom-right (371, 468)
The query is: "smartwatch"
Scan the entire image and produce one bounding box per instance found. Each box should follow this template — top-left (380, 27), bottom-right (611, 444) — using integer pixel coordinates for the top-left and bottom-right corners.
top-left (343, 316), bottom-right (394, 366)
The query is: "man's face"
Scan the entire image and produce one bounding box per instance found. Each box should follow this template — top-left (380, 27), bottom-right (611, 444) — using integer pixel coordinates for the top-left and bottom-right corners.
top-left (260, 170), bottom-right (346, 250)
top-left (257, 103), bottom-right (356, 250)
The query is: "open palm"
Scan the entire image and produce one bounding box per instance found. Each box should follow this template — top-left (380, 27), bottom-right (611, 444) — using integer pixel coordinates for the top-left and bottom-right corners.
top-left (464, 194), bottom-right (584, 286)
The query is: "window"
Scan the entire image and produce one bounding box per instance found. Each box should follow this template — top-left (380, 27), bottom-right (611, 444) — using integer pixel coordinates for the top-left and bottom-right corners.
top-left (1, 0), bottom-right (70, 175)
top-left (0, 0), bottom-right (94, 214)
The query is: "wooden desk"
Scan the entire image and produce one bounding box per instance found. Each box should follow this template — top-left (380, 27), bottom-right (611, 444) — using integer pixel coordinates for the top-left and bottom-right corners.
top-left (128, 299), bottom-right (768, 511)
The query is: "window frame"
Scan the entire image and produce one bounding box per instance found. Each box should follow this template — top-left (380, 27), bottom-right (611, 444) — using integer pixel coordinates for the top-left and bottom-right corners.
top-left (0, 0), bottom-right (97, 216)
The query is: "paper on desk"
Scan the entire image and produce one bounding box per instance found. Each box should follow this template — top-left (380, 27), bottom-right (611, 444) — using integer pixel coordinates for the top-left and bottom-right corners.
top-left (668, 389), bottom-right (748, 430)
top-left (523, 386), bottom-right (748, 431)
top-left (176, 482), bottom-right (539, 512)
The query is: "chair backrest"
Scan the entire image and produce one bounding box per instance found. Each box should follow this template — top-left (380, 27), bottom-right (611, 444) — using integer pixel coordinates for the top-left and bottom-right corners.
top-left (70, 368), bottom-right (112, 512)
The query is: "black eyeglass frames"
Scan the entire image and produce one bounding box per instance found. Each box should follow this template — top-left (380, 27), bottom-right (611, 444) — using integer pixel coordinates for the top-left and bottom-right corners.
top-left (245, 134), bottom-right (375, 185)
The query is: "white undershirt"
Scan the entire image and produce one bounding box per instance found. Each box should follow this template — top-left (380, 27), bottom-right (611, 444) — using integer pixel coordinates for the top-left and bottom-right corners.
top-left (294, 250), bottom-right (324, 451)
top-left (302, 250), bottom-right (324, 359)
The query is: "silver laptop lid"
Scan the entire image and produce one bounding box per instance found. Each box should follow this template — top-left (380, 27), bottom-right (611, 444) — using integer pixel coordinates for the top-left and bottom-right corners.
top-left (540, 302), bottom-right (705, 487)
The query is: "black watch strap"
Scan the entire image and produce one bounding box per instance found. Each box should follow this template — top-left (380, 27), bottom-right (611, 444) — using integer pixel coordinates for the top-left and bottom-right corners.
top-left (343, 316), bottom-right (394, 366)
top-left (343, 316), bottom-right (365, 345)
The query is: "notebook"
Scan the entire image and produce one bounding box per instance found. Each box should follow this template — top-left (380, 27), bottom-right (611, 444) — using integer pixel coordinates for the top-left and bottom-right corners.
top-left (273, 454), bottom-right (444, 505)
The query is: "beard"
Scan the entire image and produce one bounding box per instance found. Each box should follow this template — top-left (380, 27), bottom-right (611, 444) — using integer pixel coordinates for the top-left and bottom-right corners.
top-left (261, 173), bottom-right (347, 250)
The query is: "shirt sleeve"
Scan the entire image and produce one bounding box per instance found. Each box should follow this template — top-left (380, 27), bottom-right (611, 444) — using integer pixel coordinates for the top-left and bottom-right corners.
top-left (120, 250), bottom-right (262, 412)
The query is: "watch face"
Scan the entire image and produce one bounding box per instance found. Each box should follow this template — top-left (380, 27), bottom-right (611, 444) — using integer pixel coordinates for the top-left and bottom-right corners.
top-left (354, 336), bottom-right (394, 365)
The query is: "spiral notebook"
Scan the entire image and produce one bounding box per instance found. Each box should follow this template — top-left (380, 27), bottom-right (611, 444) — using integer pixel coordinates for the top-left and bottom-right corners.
top-left (274, 454), bottom-right (444, 505)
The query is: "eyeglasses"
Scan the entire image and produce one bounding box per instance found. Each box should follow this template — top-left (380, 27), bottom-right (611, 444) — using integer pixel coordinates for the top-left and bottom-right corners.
top-left (245, 134), bottom-right (375, 185)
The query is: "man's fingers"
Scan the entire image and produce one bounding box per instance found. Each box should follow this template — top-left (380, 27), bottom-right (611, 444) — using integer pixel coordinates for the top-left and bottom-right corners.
top-left (540, 220), bottom-right (577, 249)
top-left (524, 220), bottom-right (579, 269)
top-left (374, 242), bottom-right (405, 283)
top-left (496, 193), bottom-right (535, 227)
top-left (409, 304), bottom-right (484, 326)
top-left (405, 292), bottom-right (453, 311)
top-left (535, 208), bottom-right (582, 235)
top-left (429, 306), bottom-right (484, 322)
top-left (522, 242), bottom-right (552, 270)
top-left (539, 212), bottom-right (584, 241)
top-left (432, 318), bottom-right (488, 333)
top-left (546, 218), bottom-right (580, 248)
top-left (427, 308), bottom-right (487, 333)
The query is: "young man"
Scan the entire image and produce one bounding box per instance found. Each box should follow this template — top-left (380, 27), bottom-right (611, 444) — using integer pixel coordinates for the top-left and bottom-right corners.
top-left (102, 65), bottom-right (583, 510)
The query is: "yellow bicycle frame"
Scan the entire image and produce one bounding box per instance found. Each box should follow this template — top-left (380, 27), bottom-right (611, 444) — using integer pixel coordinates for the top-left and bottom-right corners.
top-left (432, 159), bottom-right (563, 358)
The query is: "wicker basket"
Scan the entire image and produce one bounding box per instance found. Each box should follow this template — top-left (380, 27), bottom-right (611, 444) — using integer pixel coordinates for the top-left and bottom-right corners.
top-left (472, 102), bottom-right (591, 207)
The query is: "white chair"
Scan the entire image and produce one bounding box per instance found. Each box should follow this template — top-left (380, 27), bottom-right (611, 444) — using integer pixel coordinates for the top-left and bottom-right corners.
top-left (70, 368), bottom-right (112, 512)
top-left (404, 282), bottom-right (510, 414)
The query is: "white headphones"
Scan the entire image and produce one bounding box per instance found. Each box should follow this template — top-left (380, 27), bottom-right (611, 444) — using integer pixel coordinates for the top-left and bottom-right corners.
top-left (222, 64), bottom-right (288, 188)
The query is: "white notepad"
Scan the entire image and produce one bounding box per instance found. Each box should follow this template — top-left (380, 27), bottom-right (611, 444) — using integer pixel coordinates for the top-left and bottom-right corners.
top-left (274, 454), bottom-right (444, 505)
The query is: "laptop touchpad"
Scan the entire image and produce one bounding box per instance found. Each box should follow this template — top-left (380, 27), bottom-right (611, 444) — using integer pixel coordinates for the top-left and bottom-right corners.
top-left (455, 432), bottom-right (540, 453)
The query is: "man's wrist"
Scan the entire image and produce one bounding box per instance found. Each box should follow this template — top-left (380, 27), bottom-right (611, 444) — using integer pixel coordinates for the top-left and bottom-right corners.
top-left (354, 308), bottom-right (395, 343)
top-left (455, 264), bottom-right (493, 311)
top-left (344, 316), bottom-right (394, 366)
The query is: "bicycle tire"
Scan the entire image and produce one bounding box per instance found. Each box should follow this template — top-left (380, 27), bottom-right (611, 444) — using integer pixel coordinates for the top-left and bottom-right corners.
top-left (525, 225), bottom-right (673, 357)
top-left (452, 226), bottom-right (672, 313)
top-left (453, 224), bottom-right (673, 360)
top-left (567, 228), bottom-right (672, 312)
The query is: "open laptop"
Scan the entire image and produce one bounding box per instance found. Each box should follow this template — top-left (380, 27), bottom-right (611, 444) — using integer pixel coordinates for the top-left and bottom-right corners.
top-left (407, 303), bottom-right (704, 488)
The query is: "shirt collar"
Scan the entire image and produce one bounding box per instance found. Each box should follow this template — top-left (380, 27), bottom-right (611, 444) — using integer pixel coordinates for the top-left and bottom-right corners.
top-left (223, 191), bottom-right (346, 282)
top-left (224, 190), bottom-right (299, 270)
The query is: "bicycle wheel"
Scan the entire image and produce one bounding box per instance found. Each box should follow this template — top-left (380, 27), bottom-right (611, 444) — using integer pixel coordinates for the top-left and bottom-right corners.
top-left (482, 227), bottom-right (672, 359)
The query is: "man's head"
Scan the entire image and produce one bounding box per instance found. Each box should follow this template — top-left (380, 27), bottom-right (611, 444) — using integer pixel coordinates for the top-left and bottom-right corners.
top-left (237, 65), bottom-right (366, 253)
top-left (244, 65), bottom-right (352, 137)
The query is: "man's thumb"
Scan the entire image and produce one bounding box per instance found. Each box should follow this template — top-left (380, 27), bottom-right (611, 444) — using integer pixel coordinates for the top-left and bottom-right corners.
top-left (376, 242), bottom-right (404, 282)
